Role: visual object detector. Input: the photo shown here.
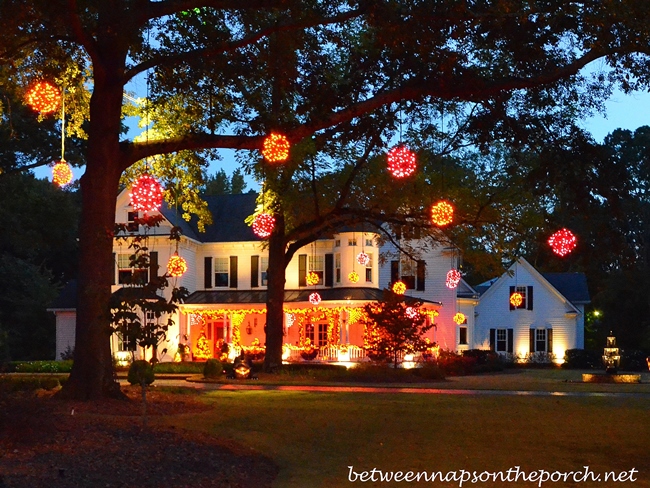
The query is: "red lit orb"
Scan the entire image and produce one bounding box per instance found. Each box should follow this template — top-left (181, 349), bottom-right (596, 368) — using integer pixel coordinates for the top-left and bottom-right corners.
top-left (306, 271), bottom-right (320, 286)
top-left (387, 145), bottom-right (417, 178)
top-left (392, 281), bottom-right (407, 295)
top-left (357, 252), bottom-right (370, 266)
top-left (405, 306), bottom-right (418, 319)
top-left (510, 292), bottom-right (523, 307)
top-left (348, 271), bottom-right (360, 283)
top-left (309, 292), bottom-right (321, 305)
top-left (446, 269), bottom-right (461, 289)
top-left (167, 252), bottom-right (188, 277)
top-left (25, 81), bottom-right (60, 114)
top-left (52, 160), bottom-right (73, 187)
top-left (262, 133), bottom-right (290, 163)
top-left (252, 212), bottom-right (275, 238)
top-left (130, 174), bottom-right (163, 213)
top-left (431, 200), bottom-right (454, 226)
top-left (548, 228), bottom-right (577, 257)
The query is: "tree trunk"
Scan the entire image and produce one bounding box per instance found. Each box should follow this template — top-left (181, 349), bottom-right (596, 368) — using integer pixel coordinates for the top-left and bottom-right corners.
top-left (58, 58), bottom-right (126, 400)
top-left (263, 214), bottom-right (287, 372)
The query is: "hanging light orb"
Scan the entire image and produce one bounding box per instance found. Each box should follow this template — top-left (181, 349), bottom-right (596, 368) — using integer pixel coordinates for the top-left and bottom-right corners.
top-left (453, 312), bottom-right (466, 325)
top-left (306, 271), bottom-right (320, 286)
top-left (392, 281), bottom-right (407, 295)
top-left (167, 252), bottom-right (188, 278)
top-left (262, 132), bottom-right (290, 163)
top-left (405, 306), bottom-right (418, 319)
top-left (348, 271), bottom-right (360, 283)
top-left (25, 81), bottom-right (60, 114)
top-left (356, 252), bottom-right (370, 266)
top-left (431, 200), bottom-right (454, 227)
top-left (309, 292), bottom-right (321, 306)
top-left (446, 269), bottom-right (462, 289)
top-left (548, 228), bottom-right (577, 257)
top-left (252, 212), bottom-right (275, 238)
top-left (510, 292), bottom-right (523, 307)
top-left (130, 174), bottom-right (163, 213)
top-left (52, 160), bottom-right (73, 187)
top-left (387, 145), bottom-right (417, 178)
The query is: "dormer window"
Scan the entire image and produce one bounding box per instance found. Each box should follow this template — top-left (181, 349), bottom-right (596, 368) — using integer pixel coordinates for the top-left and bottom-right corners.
top-left (127, 211), bottom-right (139, 232)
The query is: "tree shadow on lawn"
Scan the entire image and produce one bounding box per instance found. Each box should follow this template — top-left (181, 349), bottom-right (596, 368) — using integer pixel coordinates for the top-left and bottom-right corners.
top-left (0, 386), bottom-right (278, 488)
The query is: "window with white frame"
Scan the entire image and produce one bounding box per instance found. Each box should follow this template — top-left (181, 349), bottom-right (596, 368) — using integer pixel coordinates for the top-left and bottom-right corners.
top-left (496, 328), bottom-right (507, 352)
top-left (335, 253), bottom-right (341, 283)
top-left (400, 256), bottom-right (416, 289)
top-left (335, 239), bottom-right (341, 247)
top-left (515, 285), bottom-right (527, 309)
top-left (348, 238), bottom-right (357, 246)
top-left (261, 256), bottom-right (269, 286)
top-left (365, 252), bottom-right (373, 282)
top-left (117, 253), bottom-right (147, 285)
top-left (305, 323), bottom-right (315, 343)
top-left (309, 255), bottom-right (324, 282)
top-left (127, 211), bottom-right (139, 232)
top-left (365, 238), bottom-right (373, 247)
top-left (535, 328), bottom-right (547, 353)
top-left (214, 257), bottom-right (229, 287)
top-left (458, 326), bottom-right (468, 345)
top-left (118, 330), bottom-right (137, 351)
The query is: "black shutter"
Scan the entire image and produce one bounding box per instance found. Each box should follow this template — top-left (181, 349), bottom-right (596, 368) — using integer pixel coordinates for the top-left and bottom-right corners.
top-left (149, 251), bottom-right (158, 282)
top-left (529, 328), bottom-right (535, 353)
top-left (229, 256), bottom-right (238, 288)
top-left (489, 328), bottom-right (496, 351)
top-left (390, 260), bottom-right (399, 284)
top-left (204, 257), bottom-right (212, 288)
top-left (509, 286), bottom-right (515, 310)
top-left (251, 256), bottom-right (259, 288)
top-left (416, 260), bottom-right (426, 291)
top-left (507, 329), bottom-right (514, 353)
top-left (547, 328), bottom-right (553, 355)
top-left (325, 253), bottom-right (334, 287)
top-left (299, 254), bottom-right (307, 286)
top-left (112, 253), bottom-right (116, 285)
top-left (527, 286), bottom-right (534, 310)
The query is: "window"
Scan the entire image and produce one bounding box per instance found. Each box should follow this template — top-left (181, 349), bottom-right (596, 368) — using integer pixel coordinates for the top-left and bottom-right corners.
top-left (496, 329), bottom-right (507, 352)
top-left (335, 253), bottom-right (341, 283)
top-left (535, 329), bottom-right (547, 353)
top-left (318, 323), bottom-right (328, 346)
top-left (400, 257), bottom-right (416, 289)
top-left (117, 253), bottom-right (148, 285)
top-left (365, 252), bottom-right (373, 283)
top-left (118, 331), bottom-right (137, 351)
top-left (458, 326), bottom-right (468, 345)
top-left (309, 255), bottom-right (324, 283)
top-left (214, 257), bottom-right (229, 287)
top-left (305, 323), bottom-right (315, 343)
top-left (335, 239), bottom-right (341, 247)
top-left (348, 238), bottom-right (357, 246)
top-left (365, 238), bottom-right (373, 247)
top-left (127, 211), bottom-right (139, 232)
top-left (261, 257), bottom-right (268, 286)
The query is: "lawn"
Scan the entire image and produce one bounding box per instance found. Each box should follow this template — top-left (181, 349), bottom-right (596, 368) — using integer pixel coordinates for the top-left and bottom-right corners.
top-left (155, 387), bottom-right (650, 488)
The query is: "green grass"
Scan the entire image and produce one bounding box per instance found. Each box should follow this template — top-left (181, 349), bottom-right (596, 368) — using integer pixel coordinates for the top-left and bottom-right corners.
top-left (155, 388), bottom-right (650, 488)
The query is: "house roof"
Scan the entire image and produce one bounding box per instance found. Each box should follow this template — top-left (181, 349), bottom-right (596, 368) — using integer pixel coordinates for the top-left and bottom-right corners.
top-left (184, 287), bottom-right (442, 306)
top-left (541, 273), bottom-right (590, 304)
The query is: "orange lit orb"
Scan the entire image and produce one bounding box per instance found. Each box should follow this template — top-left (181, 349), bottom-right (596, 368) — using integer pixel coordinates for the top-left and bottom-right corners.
top-left (52, 160), bottom-right (73, 187)
top-left (309, 292), bottom-right (321, 305)
top-left (252, 212), bottom-right (275, 238)
top-left (431, 200), bottom-right (454, 226)
top-left (387, 145), bottom-right (417, 178)
top-left (130, 174), bottom-right (163, 213)
top-left (25, 81), bottom-right (60, 114)
top-left (548, 228), bottom-right (577, 257)
top-left (167, 253), bottom-right (188, 277)
top-left (510, 292), bottom-right (523, 307)
top-left (306, 271), bottom-right (320, 286)
top-left (446, 268), bottom-right (461, 289)
top-left (262, 132), bottom-right (290, 163)
top-left (348, 271), bottom-right (360, 283)
top-left (453, 312), bottom-right (466, 324)
top-left (392, 281), bottom-right (407, 295)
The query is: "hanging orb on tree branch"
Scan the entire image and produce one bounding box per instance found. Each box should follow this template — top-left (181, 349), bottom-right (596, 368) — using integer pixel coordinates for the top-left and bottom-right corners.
top-left (446, 269), bottom-right (461, 289)
top-left (52, 160), bottom-right (73, 187)
top-left (356, 252), bottom-right (370, 266)
top-left (130, 174), bottom-right (164, 213)
top-left (167, 252), bottom-right (188, 277)
top-left (431, 200), bottom-right (454, 227)
top-left (392, 281), bottom-right (407, 295)
top-left (306, 271), bottom-right (320, 286)
top-left (387, 145), bottom-right (417, 178)
top-left (510, 292), bottom-right (523, 307)
top-left (262, 133), bottom-right (290, 163)
top-left (548, 228), bottom-right (577, 257)
top-left (252, 212), bottom-right (275, 238)
top-left (309, 292), bottom-right (321, 305)
top-left (348, 271), bottom-right (360, 283)
top-left (25, 81), bottom-right (60, 114)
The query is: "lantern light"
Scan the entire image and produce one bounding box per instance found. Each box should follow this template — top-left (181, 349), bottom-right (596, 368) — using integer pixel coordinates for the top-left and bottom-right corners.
top-left (453, 312), bottom-right (466, 324)
top-left (52, 160), bottom-right (73, 187)
top-left (167, 252), bottom-right (188, 277)
top-left (548, 228), bottom-right (577, 257)
top-left (357, 252), bottom-right (370, 266)
top-left (431, 200), bottom-right (454, 227)
top-left (510, 292), bottom-right (523, 307)
top-left (130, 174), bottom-right (163, 213)
top-left (262, 132), bottom-right (290, 163)
top-left (348, 271), bottom-right (360, 283)
top-left (252, 212), bottom-right (275, 238)
top-left (306, 271), bottom-right (320, 286)
top-left (25, 81), bottom-right (60, 114)
top-left (309, 292), bottom-right (321, 305)
top-left (387, 145), bottom-right (417, 178)
top-left (392, 281), bottom-right (407, 295)
top-left (446, 269), bottom-right (461, 289)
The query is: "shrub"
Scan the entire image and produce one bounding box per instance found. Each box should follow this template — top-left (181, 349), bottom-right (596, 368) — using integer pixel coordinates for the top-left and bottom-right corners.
top-left (0, 375), bottom-right (65, 392)
top-left (563, 349), bottom-right (602, 369)
top-left (60, 345), bottom-right (75, 360)
top-left (620, 350), bottom-right (649, 371)
top-left (203, 358), bottom-right (223, 379)
top-left (127, 360), bottom-right (155, 386)
top-left (411, 363), bottom-right (446, 380)
top-left (10, 360), bottom-right (73, 373)
top-left (436, 350), bottom-right (477, 376)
